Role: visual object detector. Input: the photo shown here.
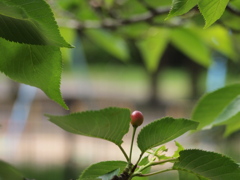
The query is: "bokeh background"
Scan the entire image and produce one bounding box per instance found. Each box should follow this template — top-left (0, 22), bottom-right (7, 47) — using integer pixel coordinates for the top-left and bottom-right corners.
top-left (1, 0), bottom-right (240, 180)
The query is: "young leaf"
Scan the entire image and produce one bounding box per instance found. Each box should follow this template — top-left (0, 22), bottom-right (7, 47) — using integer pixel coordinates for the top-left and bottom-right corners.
top-left (136, 28), bottom-right (169, 73)
top-left (0, 160), bottom-right (25, 180)
top-left (172, 141), bottom-right (184, 158)
top-left (192, 84), bottom-right (240, 130)
top-left (47, 107), bottom-right (131, 145)
top-left (137, 117), bottom-right (198, 153)
top-left (198, 0), bottom-right (230, 28)
top-left (174, 149), bottom-right (240, 180)
top-left (166, 0), bottom-right (199, 19)
top-left (78, 161), bottom-right (127, 180)
top-left (85, 29), bottom-right (129, 61)
top-left (0, 38), bottom-right (68, 109)
top-left (170, 28), bottom-right (211, 67)
top-left (0, 0), bottom-right (71, 47)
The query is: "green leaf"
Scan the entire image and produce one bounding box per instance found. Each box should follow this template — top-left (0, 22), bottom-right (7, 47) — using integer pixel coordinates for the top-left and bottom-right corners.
top-left (132, 157), bottom-right (150, 180)
top-left (218, 112), bottom-right (240, 137)
top-left (85, 29), bottom-right (129, 61)
top-left (0, 0), bottom-right (71, 47)
top-left (172, 141), bottom-right (184, 158)
top-left (179, 171), bottom-right (208, 180)
top-left (174, 149), bottom-right (240, 180)
top-left (0, 160), bottom-right (25, 180)
top-left (0, 38), bottom-right (68, 109)
top-left (213, 95), bottom-right (240, 125)
top-left (192, 84), bottom-right (240, 130)
top-left (200, 25), bottom-right (237, 61)
top-left (166, 0), bottom-right (199, 19)
top-left (99, 168), bottom-right (120, 180)
top-left (47, 107), bottom-right (131, 145)
top-left (136, 28), bottom-right (169, 72)
top-left (137, 117), bottom-right (198, 153)
top-left (104, 0), bottom-right (114, 8)
top-left (198, 0), bottom-right (230, 28)
top-left (78, 161), bottom-right (127, 180)
top-left (170, 28), bottom-right (211, 67)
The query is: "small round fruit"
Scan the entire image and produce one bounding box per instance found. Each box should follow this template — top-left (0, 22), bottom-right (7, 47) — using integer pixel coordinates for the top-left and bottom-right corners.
top-left (131, 110), bottom-right (144, 127)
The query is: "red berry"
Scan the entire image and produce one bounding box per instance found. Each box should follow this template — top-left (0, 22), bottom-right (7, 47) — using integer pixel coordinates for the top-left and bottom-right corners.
top-left (131, 111), bottom-right (144, 127)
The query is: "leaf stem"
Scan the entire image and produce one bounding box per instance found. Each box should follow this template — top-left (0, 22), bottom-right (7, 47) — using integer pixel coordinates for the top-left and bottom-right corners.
top-left (118, 145), bottom-right (130, 162)
top-left (135, 158), bottom-right (178, 174)
top-left (133, 168), bottom-right (174, 177)
top-left (129, 127), bottom-right (137, 164)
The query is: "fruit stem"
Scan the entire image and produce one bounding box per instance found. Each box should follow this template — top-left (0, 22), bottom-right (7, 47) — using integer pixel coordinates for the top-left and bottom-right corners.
top-left (118, 145), bottom-right (130, 162)
top-left (129, 126), bottom-right (137, 164)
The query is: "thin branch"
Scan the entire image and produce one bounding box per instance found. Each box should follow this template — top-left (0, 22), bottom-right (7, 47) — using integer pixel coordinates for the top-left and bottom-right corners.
top-left (119, 7), bottom-right (169, 25)
top-left (133, 168), bottom-right (174, 177)
top-left (57, 6), bottom-right (170, 30)
top-left (135, 158), bottom-right (178, 173)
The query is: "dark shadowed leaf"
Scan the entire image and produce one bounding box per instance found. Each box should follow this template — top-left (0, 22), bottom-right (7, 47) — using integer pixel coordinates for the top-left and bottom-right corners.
top-left (78, 161), bottom-right (127, 180)
top-left (0, 0), bottom-right (71, 47)
top-left (99, 168), bottom-right (120, 180)
top-left (0, 160), bottom-right (25, 180)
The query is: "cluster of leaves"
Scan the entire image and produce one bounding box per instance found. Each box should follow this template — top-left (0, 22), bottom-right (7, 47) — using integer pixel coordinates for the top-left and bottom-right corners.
top-left (45, 107), bottom-right (240, 180)
top-left (56, 0), bottom-right (240, 72)
top-left (0, 0), bottom-right (72, 109)
top-left (2, 0), bottom-right (240, 180)
top-left (2, 107), bottom-right (240, 180)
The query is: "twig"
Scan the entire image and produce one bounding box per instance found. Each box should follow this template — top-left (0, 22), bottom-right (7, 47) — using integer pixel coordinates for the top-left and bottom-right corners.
top-left (57, 6), bottom-right (170, 30)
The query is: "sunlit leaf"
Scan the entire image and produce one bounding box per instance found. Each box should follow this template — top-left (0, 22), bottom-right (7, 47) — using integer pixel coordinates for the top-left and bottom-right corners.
top-left (199, 25), bottom-right (237, 61)
top-left (85, 29), bottom-right (129, 61)
top-left (136, 28), bottom-right (169, 72)
top-left (0, 38), bottom-right (68, 109)
top-left (166, 0), bottom-right (199, 19)
top-left (192, 84), bottom-right (240, 130)
top-left (174, 149), bottom-right (240, 180)
top-left (47, 107), bottom-right (131, 145)
top-left (170, 27), bottom-right (211, 67)
top-left (172, 141), bottom-right (184, 158)
top-left (78, 161), bottom-right (127, 180)
top-left (198, 0), bottom-right (230, 28)
top-left (137, 117), bottom-right (198, 153)
top-left (0, 0), bottom-right (71, 47)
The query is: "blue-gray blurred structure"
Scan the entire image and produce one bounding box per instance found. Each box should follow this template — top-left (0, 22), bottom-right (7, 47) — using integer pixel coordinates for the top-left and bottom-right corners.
top-left (4, 84), bottom-right (36, 159)
top-left (206, 52), bottom-right (227, 92)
